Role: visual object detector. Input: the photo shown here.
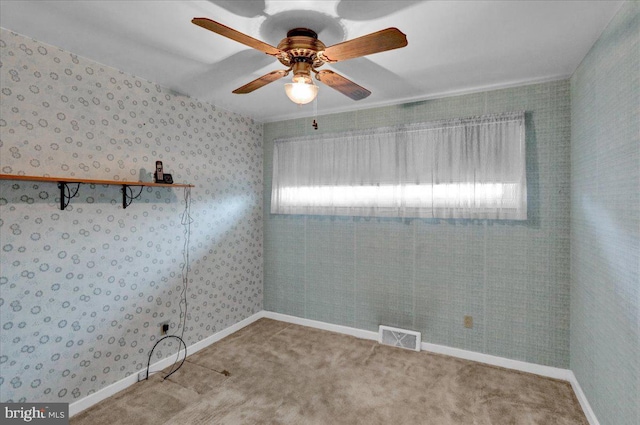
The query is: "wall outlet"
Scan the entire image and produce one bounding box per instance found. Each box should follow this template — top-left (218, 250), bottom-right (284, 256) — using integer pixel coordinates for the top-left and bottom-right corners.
top-left (137, 369), bottom-right (148, 382)
top-left (160, 321), bottom-right (170, 335)
top-left (464, 315), bottom-right (473, 329)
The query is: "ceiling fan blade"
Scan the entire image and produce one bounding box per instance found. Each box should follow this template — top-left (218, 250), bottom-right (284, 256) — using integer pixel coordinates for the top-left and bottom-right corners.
top-left (321, 28), bottom-right (407, 63)
top-left (192, 17), bottom-right (281, 56)
top-left (315, 70), bottom-right (371, 100)
top-left (233, 70), bottom-right (289, 94)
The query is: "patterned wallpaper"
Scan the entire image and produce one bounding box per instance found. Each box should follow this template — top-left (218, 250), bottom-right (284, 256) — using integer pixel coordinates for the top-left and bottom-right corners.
top-left (570, 2), bottom-right (639, 425)
top-left (264, 79), bottom-right (572, 369)
top-left (0, 29), bottom-right (263, 403)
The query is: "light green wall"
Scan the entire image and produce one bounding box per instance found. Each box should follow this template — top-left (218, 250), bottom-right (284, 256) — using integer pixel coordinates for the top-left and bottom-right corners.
top-left (264, 80), bottom-right (572, 368)
top-left (570, 2), bottom-right (639, 425)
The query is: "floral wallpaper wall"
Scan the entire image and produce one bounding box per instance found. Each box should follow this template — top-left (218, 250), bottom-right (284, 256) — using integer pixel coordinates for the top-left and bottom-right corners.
top-left (0, 29), bottom-right (263, 403)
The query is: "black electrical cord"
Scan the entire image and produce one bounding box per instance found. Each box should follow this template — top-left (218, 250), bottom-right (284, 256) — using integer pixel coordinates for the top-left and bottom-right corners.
top-left (163, 187), bottom-right (192, 378)
top-left (143, 186), bottom-right (192, 381)
top-left (178, 186), bottom-right (192, 341)
top-left (145, 335), bottom-right (187, 380)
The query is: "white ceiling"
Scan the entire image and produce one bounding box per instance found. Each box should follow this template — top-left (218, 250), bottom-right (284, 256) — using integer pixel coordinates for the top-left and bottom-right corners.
top-left (0, 1), bottom-right (623, 123)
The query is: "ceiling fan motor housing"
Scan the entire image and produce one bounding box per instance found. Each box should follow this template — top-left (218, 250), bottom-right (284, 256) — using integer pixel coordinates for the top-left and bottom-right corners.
top-left (277, 28), bottom-right (326, 68)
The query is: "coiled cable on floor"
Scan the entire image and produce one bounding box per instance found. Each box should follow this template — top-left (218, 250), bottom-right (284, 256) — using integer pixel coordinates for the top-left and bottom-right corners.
top-left (144, 335), bottom-right (187, 381)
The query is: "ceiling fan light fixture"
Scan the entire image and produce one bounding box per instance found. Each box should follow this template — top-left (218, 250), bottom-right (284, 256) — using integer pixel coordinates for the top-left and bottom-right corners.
top-left (192, 18), bottom-right (407, 104)
top-left (284, 75), bottom-right (318, 105)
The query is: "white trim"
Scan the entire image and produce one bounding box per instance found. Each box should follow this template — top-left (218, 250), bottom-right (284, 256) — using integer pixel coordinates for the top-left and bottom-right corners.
top-left (69, 311), bottom-right (266, 417)
top-left (262, 75), bottom-right (570, 123)
top-left (263, 311), bottom-right (378, 341)
top-left (263, 311), bottom-right (601, 424)
top-left (184, 311), bottom-right (265, 354)
top-left (567, 371), bottom-right (601, 425)
top-left (424, 344), bottom-right (601, 425)
top-left (68, 365), bottom-right (139, 417)
top-left (420, 341), bottom-right (572, 381)
top-left (263, 311), bottom-right (571, 380)
top-left (70, 310), bottom-right (601, 425)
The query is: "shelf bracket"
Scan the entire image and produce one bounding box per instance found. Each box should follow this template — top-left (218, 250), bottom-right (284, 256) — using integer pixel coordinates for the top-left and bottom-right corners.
top-left (57, 182), bottom-right (81, 210)
top-left (122, 185), bottom-right (144, 209)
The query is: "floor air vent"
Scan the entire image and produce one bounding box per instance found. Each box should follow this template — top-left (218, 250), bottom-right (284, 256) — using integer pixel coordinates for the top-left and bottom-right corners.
top-left (378, 325), bottom-right (421, 351)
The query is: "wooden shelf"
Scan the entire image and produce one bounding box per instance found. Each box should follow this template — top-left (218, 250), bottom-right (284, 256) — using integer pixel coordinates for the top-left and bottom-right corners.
top-left (0, 173), bottom-right (194, 210)
top-left (0, 173), bottom-right (194, 188)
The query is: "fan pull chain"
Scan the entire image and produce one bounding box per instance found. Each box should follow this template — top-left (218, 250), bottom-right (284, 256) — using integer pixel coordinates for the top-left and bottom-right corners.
top-left (312, 95), bottom-right (319, 130)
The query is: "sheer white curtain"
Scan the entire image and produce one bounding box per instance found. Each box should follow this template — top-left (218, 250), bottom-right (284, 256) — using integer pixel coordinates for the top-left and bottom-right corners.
top-left (271, 111), bottom-right (526, 219)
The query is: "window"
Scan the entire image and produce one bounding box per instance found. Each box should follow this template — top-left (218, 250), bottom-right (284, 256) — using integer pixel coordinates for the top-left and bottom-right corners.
top-left (271, 111), bottom-right (526, 220)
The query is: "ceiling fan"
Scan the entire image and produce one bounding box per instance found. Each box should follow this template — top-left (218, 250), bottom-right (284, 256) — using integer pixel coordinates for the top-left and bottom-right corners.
top-left (191, 17), bottom-right (408, 105)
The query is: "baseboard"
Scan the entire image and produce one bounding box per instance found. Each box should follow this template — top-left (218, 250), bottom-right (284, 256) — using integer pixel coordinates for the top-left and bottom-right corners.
top-left (262, 310), bottom-right (600, 425)
top-left (263, 311), bottom-right (571, 380)
top-left (70, 310), bottom-right (601, 425)
top-left (420, 341), bottom-right (573, 381)
top-left (567, 371), bottom-right (601, 425)
top-left (263, 311), bottom-right (379, 341)
top-left (69, 311), bottom-right (266, 417)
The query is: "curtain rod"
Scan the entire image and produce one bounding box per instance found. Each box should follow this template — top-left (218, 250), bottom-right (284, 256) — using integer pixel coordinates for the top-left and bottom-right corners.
top-left (275, 111), bottom-right (525, 144)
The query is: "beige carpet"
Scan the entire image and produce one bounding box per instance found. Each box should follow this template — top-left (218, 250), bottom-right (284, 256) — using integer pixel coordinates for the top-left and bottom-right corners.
top-left (71, 318), bottom-right (588, 424)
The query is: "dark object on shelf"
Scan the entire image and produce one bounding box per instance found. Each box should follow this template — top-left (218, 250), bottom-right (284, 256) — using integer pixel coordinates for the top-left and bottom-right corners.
top-left (163, 174), bottom-right (173, 184)
top-left (155, 160), bottom-right (164, 183)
